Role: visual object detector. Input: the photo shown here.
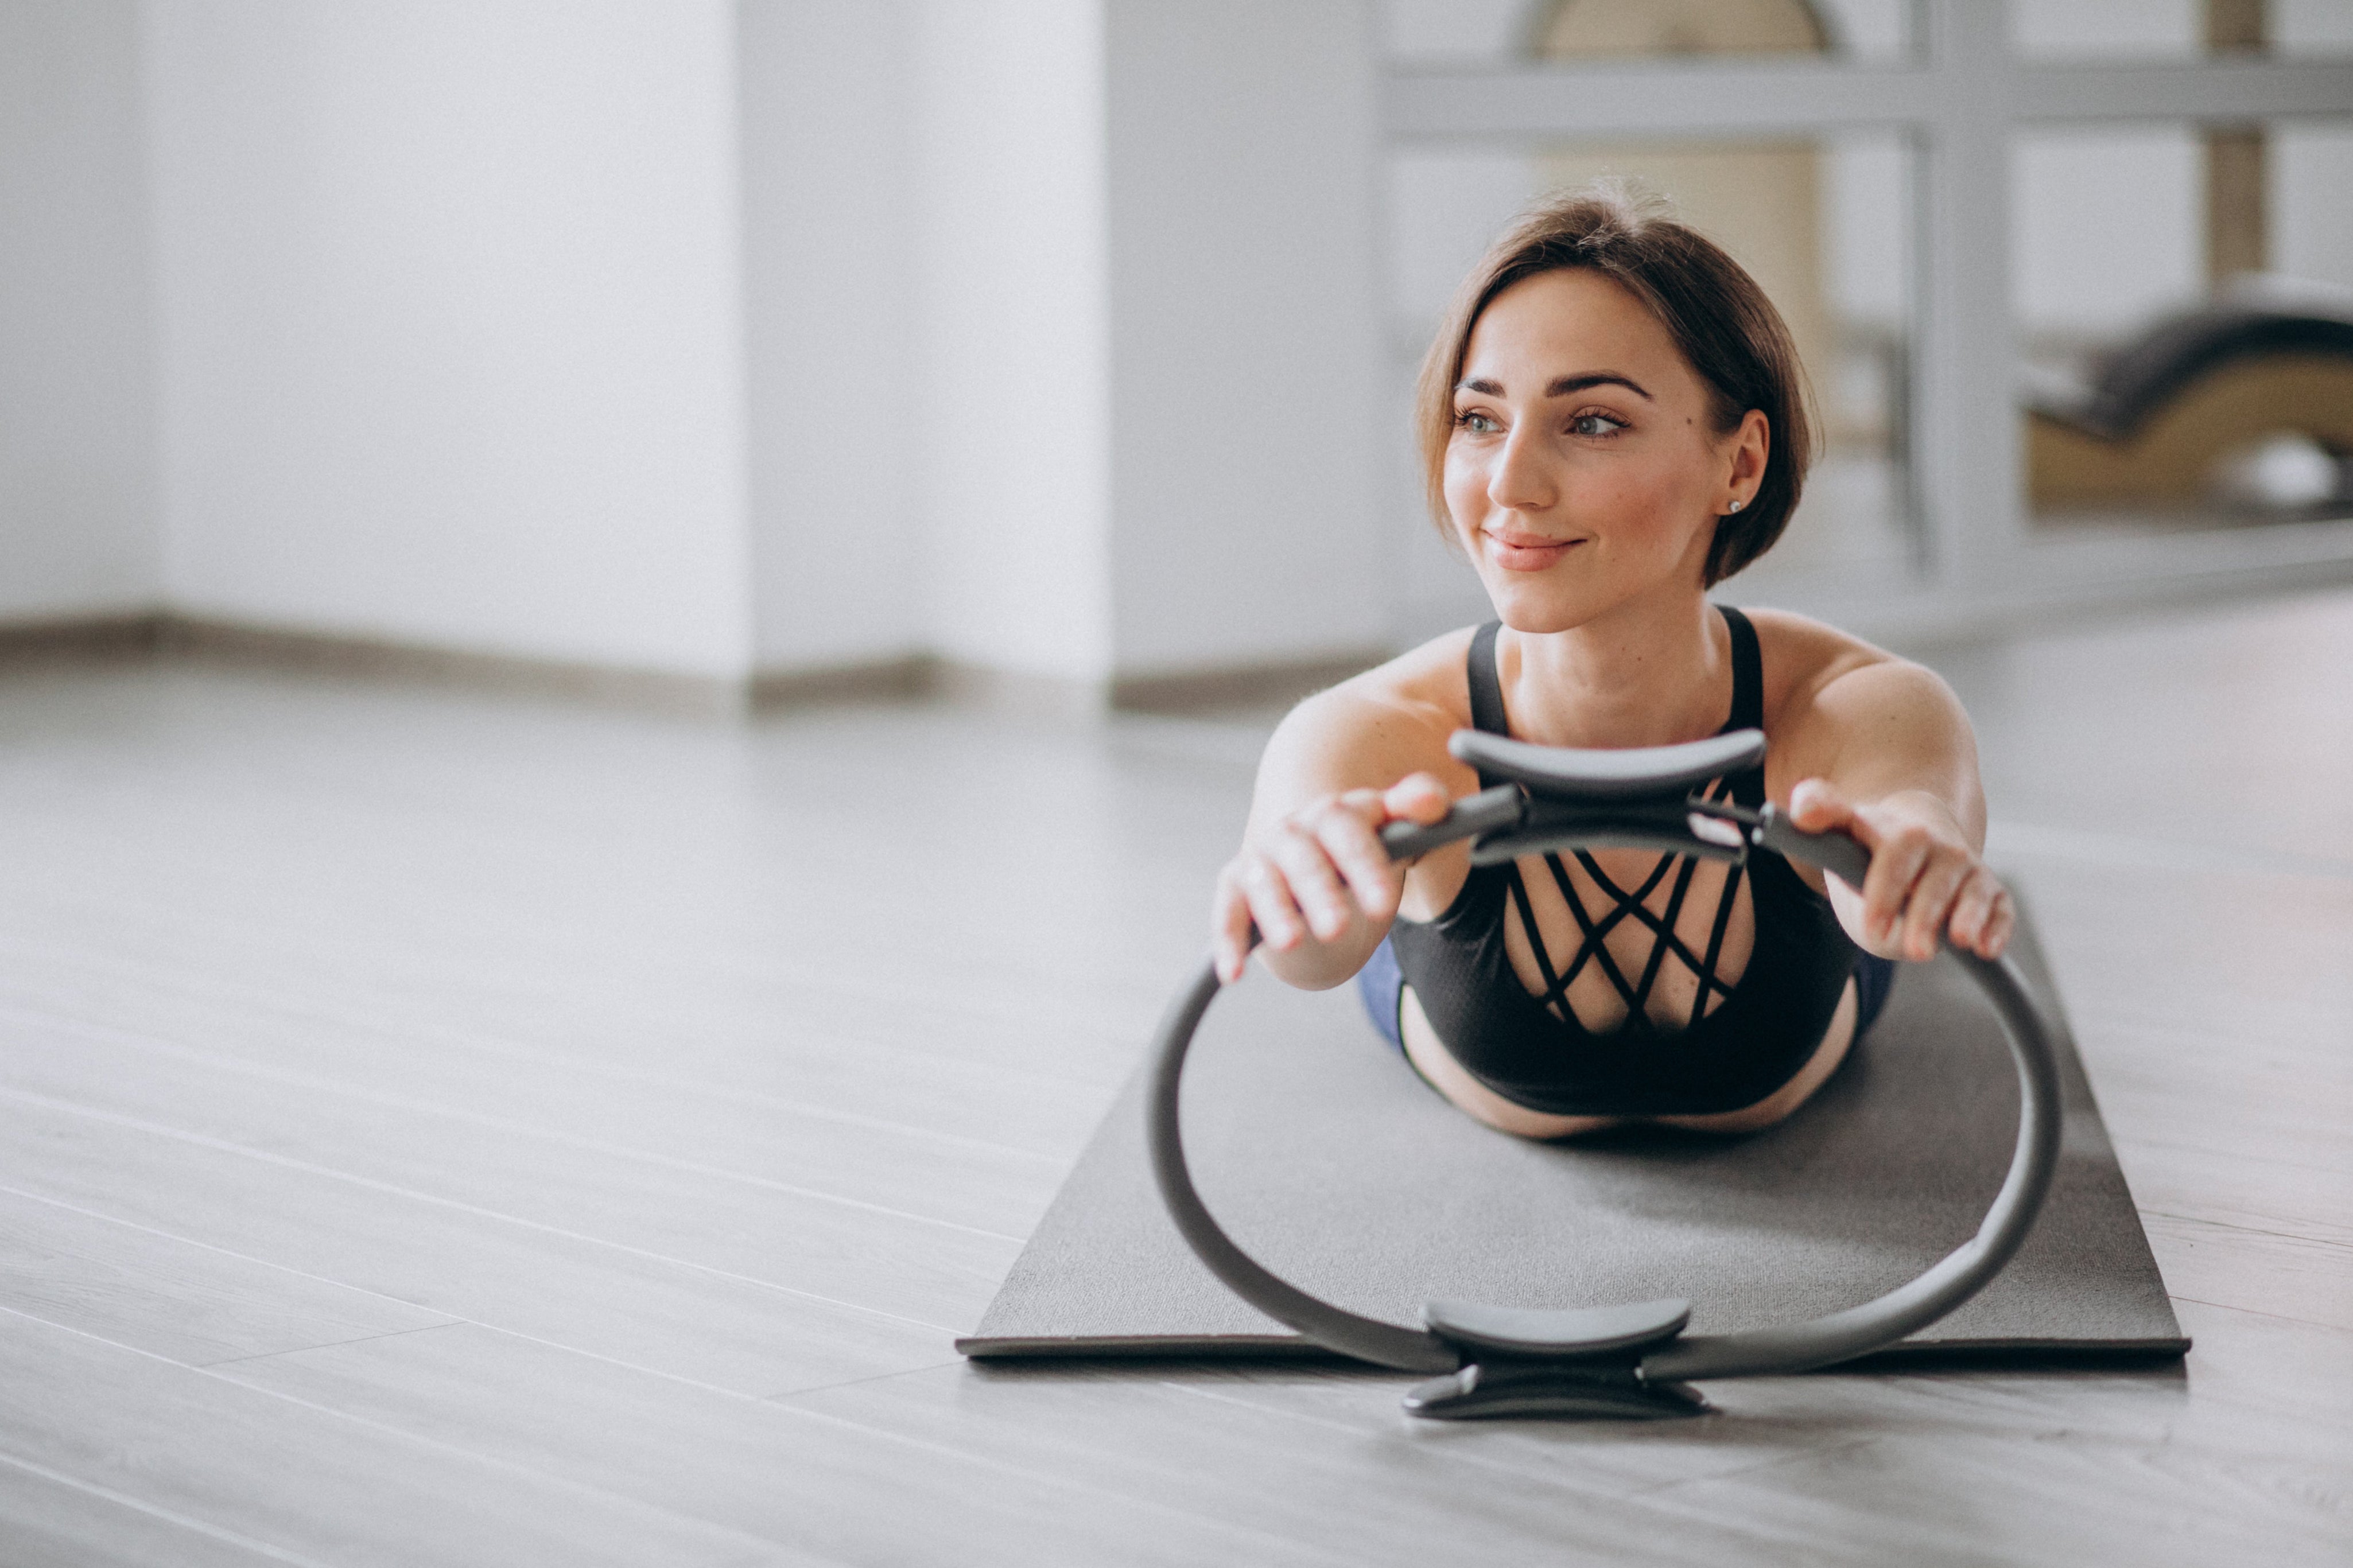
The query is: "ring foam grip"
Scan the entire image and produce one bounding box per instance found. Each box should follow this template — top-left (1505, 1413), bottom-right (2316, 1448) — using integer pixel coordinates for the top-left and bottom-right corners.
top-left (1450, 728), bottom-right (1766, 800)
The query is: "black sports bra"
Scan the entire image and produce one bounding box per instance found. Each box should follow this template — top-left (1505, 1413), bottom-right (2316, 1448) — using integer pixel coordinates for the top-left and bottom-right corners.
top-left (1387, 606), bottom-right (1862, 1117)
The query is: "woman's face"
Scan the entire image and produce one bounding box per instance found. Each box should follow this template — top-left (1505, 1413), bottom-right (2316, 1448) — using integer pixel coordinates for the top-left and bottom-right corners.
top-left (1444, 267), bottom-right (1766, 633)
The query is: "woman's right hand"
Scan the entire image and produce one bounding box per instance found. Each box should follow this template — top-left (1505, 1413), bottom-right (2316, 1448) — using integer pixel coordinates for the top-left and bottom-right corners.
top-left (1212, 773), bottom-right (1453, 984)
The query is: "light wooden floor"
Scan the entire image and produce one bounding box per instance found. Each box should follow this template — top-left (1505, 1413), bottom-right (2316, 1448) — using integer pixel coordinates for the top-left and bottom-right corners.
top-left (0, 589), bottom-right (2347, 1566)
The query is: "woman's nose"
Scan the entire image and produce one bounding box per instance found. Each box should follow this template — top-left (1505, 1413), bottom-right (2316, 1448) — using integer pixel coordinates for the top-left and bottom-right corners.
top-left (1488, 427), bottom-right (1554, 513)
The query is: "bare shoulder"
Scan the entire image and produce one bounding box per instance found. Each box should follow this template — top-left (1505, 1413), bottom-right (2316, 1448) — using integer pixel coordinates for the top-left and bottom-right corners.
top-left (1253, 627), bottom-right (1483, 812)
top-left (1741, 606), bottom-right (1889, 711)
top-left (1741, 606), bottom-right (1973, 780)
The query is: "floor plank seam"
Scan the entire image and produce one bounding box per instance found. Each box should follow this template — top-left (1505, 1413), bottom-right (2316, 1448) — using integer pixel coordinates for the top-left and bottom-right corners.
top-left (146, 1285), bottom-right (1363, 1568)
top-left (760, 1359), bottom-right (971, 1403)
top-left (0, 1446), bottom-right (335, 1568)
top-left (0, 1178), bottom-right (962, 1408)
top-left (0, 1178), bottom-right (465, 1323)
top-left (193, 1320), bottom-right (463, 1371)
top-left (1150, 1376), bottom-right (1864, 1556)
top-left (2110, 1131), bottom-right (2353, 1181)
top-left (1163, 1376), bottom-right (1692, 1492)
top-left (2166, 1294), bottom-right (2352, 1336)
top-left (0, 897), bottom-right (1154, 1056)
top-left (1625, 1434), bottom-right (1885, 1499)
top-left (1154, 1378), bottom-right (1369, 1440)
top-left (0, 1303), bottom-right (820, 1566)
top-left (0, 1002), bottom-right (1032, 1244)
top-left (0, 983), bottom-right (1074, 1168)
top-left (0, 1081), bottom-right (969, 1338)
top-left (2141, 1209), bottom-right (2353, 1251)
top-left (771, 1399), bottom-right (1366, 1568)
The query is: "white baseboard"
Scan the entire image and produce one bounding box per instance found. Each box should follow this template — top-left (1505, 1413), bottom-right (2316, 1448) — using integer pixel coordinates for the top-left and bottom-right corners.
top-left (0, 613), bottom-right (1384, 722)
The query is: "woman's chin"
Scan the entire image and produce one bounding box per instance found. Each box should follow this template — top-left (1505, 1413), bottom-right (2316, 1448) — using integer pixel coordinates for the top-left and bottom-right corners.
top-left (1476, 553), bottom-right (1710, 633)
top-left (1478, 569), bottom-right (1606, 633)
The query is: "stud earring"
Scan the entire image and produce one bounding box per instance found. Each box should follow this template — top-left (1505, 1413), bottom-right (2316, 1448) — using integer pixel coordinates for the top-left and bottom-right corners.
top-left (1725, 499), bottom-right (1745, 515)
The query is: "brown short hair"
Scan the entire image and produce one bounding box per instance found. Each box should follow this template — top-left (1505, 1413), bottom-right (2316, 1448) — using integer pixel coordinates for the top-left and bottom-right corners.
top-left (1414, 181), bottom-right (1814, 586)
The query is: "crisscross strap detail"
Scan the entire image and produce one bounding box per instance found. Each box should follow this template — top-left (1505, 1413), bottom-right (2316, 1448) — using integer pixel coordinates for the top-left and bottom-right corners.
top-left (1502, 779), bottom-right (1749, 1032)
top-left (1468, 608), bottom-right (1764, 1033)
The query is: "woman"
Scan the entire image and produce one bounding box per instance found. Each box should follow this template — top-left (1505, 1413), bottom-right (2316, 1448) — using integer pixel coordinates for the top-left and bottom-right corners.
top-left (1212, 185), bottom-right (2013, 1139)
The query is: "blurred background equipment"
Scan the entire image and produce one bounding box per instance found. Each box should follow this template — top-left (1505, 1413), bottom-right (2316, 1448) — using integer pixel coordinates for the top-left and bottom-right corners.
top-left (2025, 279), bottom-right (2353, 518)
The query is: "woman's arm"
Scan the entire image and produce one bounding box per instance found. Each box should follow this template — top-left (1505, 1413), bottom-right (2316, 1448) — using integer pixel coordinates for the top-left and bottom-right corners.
top-left (1775, 649), bottom-right (2013, 962)
top-left (1212, 671), bottom-right (1466, 989)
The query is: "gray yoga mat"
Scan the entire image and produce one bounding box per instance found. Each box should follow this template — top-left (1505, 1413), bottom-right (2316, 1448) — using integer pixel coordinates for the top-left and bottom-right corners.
top-left (960, 904), bottom-right (2187, 1364)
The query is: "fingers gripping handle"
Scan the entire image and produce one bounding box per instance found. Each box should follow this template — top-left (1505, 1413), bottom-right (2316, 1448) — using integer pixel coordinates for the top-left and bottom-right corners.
top-left (1234, 787), bottom-right (1524, 959)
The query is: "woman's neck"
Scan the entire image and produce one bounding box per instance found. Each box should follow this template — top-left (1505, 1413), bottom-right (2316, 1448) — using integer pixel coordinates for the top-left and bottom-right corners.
top-left (1499, 587), bottom-right (1730, 750)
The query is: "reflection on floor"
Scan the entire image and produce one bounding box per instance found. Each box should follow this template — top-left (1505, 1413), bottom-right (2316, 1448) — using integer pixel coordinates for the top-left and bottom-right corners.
top-left (0, 589), bottom-right (2344, 1565)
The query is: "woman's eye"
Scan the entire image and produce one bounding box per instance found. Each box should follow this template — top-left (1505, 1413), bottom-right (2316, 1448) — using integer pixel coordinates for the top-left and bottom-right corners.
top-left (1570, 413), bottom-right (1626, 438)
top-left (1455, 410), bottom-right (1500, 434)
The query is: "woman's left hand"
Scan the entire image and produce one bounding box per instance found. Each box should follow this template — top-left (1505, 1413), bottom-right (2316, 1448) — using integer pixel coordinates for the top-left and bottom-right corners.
top-left (1787, 779), bottom-right (2013, 961)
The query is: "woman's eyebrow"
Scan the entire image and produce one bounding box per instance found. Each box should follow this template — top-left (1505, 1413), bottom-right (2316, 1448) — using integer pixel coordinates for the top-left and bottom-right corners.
top-left (1546, 372), bottom-right (1652, 400)
top-left (1454, 372), bottom-right (1654, 400)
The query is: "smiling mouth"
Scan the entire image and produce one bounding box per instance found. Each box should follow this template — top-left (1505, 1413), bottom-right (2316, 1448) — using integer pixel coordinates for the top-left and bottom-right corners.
top-left (1484, 530), bottom-right (1585, 571)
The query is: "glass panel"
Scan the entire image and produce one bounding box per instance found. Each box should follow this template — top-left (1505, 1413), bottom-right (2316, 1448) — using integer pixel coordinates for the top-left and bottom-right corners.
top-left (2013, 0), bottom-right (2353, 60)
top-left (2013, 0), bottom-right (2202, 60)
top-left (2276, 0), bottom-right (2353, 55)
top-left (2016, 122), bottom-right (2353, 532)
top-left (1379, 0), bottom-right (1912, 66)
top-left (1684, 134), bottom-right (1918, 594)
top-left (1380, 0), bottom-right (1537, 66)
top-left (1383, 134), bottom-right (1919, 634)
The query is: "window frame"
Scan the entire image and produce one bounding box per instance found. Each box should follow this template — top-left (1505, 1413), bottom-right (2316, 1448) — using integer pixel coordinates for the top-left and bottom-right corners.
top-left (1384, 3), bottom-right (2353, 629)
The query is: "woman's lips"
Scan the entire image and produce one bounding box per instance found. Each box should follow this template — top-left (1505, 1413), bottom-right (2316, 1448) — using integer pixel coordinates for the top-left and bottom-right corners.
top-left (1484, 530), bottom-right (1583, 573)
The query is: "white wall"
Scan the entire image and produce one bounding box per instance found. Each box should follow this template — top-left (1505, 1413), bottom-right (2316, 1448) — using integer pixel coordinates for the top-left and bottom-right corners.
top-left (750, 0), bottom-right (1391, 689)
top-left (1102, 0), bottom-right (1388, 676)
top-left (0, 1), bottom-right (156, 620)
top-left (738, 0), bottom-right (923, 672)
top-left (146, 0), bottom-right (755, 679)
top-left (908, 0), bottom-right (1115, 684)
top-left (13, 0), bottom-right (1392, 694)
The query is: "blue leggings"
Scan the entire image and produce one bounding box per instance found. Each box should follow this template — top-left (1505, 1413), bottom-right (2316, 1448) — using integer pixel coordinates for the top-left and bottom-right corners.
top-left (1355, 935), bottom-right (1896, 1053)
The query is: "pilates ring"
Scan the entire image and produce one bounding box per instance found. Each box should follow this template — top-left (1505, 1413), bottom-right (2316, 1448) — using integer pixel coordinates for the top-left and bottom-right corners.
top-left (1148, 728), bottom-right (2063, 1421)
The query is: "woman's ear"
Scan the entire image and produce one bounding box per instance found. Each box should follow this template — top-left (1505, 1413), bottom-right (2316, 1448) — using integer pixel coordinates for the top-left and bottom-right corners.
top-left (1725, 408), bottom-right (1769, 508)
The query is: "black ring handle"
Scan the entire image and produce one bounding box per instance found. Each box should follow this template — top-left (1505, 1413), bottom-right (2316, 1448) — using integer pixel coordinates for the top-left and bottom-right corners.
top-left (1150, 789), bottom-right (2063, 1388)
top-left (1377, 785), bottom-right (1524, 864)
top-left (1145, 957), bottom-right (1462, 1374)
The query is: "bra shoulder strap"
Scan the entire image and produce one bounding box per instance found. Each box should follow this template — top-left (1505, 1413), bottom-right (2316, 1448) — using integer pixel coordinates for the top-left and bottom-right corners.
top-left (1716, 604), bottom-right (1763, 733)
top-left (1714, 604), bottom-right (1766, 806)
